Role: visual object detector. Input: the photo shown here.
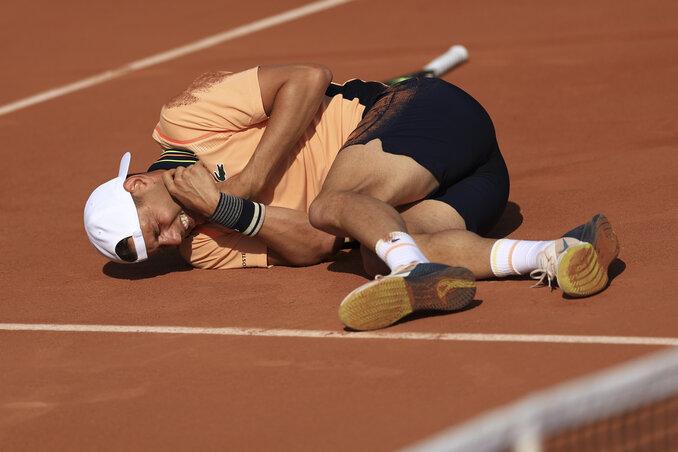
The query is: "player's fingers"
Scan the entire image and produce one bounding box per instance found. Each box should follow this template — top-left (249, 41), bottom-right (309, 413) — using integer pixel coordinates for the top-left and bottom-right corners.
top-left (162, 169), bottom-right (178, 192)
top-left (173, 166), bottom-right (190, 188)
top-left (187, 162), bottom-right (207, 177)
top-left (185, 162), bottom-right (212, 184)
top-left (162, 169), bottom-right (174, 184)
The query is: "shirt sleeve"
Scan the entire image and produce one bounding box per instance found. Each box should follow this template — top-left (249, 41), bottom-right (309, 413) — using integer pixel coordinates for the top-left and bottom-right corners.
top-left (155, 67), bottom-right (268, 142)
top-left (178, 224), bottom-right (269, 270)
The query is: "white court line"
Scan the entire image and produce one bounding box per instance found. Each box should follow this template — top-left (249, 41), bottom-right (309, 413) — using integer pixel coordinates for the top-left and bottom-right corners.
top-left (1, 323), bottom-right (677, 346)
top-left (0, 0), bottom-right (354, 116)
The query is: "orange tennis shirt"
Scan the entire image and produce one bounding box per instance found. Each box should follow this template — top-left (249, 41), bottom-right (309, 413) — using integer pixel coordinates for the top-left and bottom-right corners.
top-left (151, 67), bottom-right (374, 269)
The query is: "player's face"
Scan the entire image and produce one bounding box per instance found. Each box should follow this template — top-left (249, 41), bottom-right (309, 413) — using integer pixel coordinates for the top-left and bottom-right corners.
top-left (127, 172), bottom-right (199, 258)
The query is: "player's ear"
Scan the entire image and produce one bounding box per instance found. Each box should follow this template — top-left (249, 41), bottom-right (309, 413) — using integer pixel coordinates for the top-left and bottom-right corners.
top-left (123, 173), bottom-right (152, 194)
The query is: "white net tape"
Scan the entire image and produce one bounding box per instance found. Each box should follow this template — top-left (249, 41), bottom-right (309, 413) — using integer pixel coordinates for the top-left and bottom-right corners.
top-left (399, 348), bottom-right (678, 452)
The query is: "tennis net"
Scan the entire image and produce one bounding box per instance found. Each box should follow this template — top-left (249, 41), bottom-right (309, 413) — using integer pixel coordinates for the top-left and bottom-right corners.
top-left (399, 348), bottom-right (678, 452)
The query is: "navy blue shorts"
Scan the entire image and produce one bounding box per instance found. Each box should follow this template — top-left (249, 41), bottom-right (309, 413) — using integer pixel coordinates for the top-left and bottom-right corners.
top-left (343, 77), bottom-right (510, 233)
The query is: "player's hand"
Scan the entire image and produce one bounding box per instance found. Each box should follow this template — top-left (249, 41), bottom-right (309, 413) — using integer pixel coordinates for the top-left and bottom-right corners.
top-left (162, 163), bottom-right (221, 218)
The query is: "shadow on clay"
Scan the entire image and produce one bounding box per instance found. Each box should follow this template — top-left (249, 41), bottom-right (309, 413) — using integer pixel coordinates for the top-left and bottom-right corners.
top-left (342, 299), bottom-right (484, 332)
top-left (483, 201), bottom-right (523, 239)
top-left (327, 248), bottom-right (370, 278)
top-left (102, 248), bottom-right (192, 280)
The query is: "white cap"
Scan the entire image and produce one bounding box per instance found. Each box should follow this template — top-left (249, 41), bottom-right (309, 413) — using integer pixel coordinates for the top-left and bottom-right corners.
top-left (84, 152), bottom-right (148, 263)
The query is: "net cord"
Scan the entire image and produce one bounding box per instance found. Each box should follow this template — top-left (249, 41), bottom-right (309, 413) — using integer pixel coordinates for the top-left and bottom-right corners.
top-left (398, 347), bottom-right (678, 452)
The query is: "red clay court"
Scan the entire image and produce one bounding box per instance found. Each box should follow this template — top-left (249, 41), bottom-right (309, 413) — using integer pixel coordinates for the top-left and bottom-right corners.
top-left (1, 0), bottom-right (677, 450)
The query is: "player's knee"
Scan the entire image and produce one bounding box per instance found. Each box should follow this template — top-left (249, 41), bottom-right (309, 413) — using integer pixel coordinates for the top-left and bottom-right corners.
top-left (309, 191), bottom-right (342, 231)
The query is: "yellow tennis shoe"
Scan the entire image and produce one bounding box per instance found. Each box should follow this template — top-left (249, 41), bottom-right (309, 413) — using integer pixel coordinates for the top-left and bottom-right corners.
top-left (531, 214), bottom-right (620, 297)
top-left (339, 262), bottom-right (476, 331)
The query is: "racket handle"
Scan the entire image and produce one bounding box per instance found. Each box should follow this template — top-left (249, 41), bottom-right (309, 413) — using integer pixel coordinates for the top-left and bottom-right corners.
top-left (422, 45), bottom-right (468, 77)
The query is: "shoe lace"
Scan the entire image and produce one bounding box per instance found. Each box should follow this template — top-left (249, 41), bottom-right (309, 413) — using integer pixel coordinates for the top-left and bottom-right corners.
top-left (529, 257), bottom-right (557, 290)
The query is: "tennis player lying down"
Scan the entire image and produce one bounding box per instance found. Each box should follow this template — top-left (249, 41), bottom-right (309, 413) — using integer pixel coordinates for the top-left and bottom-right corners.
top-left (84, 63), bottom-right (619, 330)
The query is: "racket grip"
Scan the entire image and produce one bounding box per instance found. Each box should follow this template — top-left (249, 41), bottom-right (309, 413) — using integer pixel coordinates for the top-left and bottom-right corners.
top-left (422, 45), bottom-right (469, 77)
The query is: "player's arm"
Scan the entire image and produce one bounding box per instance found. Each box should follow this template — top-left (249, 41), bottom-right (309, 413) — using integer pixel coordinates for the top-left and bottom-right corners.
top-left (217, 63), bottom-right (332, 200)
top-left (164, 163), bottom-right (342, 266)
top-left (258, 205), bottom-right (343, 266)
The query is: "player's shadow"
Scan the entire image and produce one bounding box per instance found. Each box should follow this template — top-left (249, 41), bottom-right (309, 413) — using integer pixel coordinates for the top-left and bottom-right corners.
top-left (603, 258), bottom-right (627, 290)
top-left (342, 299), bottom-right (484, 332)
top-left (483, 201), bottom-right (523, 238)
top-left (102, 248), bottom-right (192, 280)
top-left (327, 248), bottom-right (369, 278)
top-left (608, 258), bottom-right (626, 281)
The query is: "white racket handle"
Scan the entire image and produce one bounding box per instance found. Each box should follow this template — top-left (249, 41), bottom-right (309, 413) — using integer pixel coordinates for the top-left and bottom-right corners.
top-left (423, 45), bottom-right (469, 77)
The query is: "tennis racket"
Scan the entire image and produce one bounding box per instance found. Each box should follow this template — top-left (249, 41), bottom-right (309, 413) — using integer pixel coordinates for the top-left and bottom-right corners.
top-left (383, 45), bottom-right (469, 85)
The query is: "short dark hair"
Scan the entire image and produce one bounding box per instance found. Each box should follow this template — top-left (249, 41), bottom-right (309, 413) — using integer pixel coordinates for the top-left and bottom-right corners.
top-left (115, 237), bottom-right (137, 262)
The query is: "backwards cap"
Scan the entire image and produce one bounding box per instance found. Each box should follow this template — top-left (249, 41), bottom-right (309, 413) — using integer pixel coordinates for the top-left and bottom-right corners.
top-left (84, 152), bottom-right (148, 263)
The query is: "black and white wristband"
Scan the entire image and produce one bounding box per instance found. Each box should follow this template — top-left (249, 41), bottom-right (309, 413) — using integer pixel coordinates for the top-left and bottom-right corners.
top-left (208, 193), bottom-right (266, 236)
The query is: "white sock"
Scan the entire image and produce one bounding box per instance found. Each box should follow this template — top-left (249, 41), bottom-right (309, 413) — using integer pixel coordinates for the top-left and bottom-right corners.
top-left (490, 239), bottom-right (551, 277)
top-left (375, 232), bottom-right (429, 273)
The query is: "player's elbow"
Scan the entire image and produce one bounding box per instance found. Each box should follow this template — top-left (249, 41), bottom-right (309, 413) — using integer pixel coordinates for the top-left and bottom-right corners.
top-left (299, 64), bottom-right (333, 91)
top-left (317, 65), bottom-right (333, 86)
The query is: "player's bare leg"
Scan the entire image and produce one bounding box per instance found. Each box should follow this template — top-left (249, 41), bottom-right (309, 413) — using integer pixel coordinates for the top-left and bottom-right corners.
top-left (309, 139), bottom-right (438, 244)
top-left (361, 230), bottom-right (495, 279)
top-left (309, 139), bottom-right (476, 330)
top-left (402, 199), bottom-right (494, 278)
top-left (361, 200), bottom-right (619, 298)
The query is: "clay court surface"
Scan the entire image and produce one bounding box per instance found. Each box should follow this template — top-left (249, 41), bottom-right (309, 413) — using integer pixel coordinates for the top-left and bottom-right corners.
top-left (1, 0), bottom-right (677, 450)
